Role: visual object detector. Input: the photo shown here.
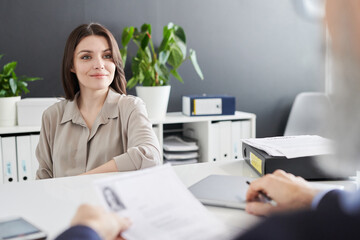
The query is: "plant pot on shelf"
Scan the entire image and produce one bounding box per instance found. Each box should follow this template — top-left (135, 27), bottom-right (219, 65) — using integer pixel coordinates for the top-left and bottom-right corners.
top-left (0, 96), bottom-right (21, 127)
top-left (136, 86), bottom-right (171, 120)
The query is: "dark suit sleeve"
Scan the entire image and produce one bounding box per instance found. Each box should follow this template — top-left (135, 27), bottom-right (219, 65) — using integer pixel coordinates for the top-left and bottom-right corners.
top-left (234, 190), bottom-right (360, 240)
top-left (55, 225), bottom-right (102, 240)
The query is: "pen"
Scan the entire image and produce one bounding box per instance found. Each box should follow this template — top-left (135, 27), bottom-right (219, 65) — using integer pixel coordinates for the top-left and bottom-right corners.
top-left (246, 181), bottom-right (277, 206)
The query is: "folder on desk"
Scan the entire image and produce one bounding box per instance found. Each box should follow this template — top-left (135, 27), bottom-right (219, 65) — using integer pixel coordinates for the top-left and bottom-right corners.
top-left (1, 136), bottom-right (18, 183)
top-left (242, 136), bottom-right (355, 180)
top-left (16, 136), bottom-right (32, 182)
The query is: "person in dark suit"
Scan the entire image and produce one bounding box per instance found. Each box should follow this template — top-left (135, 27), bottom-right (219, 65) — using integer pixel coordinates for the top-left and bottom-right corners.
top-left (235, 0), bottom-right (360, 238)
top-left (235, 171), bottom-right (360, 239)
top-left (55, 204), bottom-right (130, 240)
top-left (56, 0), bottom-right (360, 239)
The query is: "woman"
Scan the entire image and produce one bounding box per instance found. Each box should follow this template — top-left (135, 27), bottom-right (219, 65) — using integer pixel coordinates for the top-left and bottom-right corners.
top-left (36, 23), bottom-right (161, 179)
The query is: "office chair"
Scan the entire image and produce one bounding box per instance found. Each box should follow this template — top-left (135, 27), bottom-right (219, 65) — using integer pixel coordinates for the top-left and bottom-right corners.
top-left (284, 92), bottom-right (332, 137)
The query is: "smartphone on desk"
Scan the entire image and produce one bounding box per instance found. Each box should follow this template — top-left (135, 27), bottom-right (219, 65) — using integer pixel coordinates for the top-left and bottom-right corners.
top-left (0, 217), bottom-right (47, 240)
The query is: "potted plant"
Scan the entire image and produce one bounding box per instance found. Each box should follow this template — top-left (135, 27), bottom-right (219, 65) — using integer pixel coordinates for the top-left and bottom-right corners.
top-left (0, 54), bottom-right (41, 127)
top-left (120, 22), bottom-right (203, 119)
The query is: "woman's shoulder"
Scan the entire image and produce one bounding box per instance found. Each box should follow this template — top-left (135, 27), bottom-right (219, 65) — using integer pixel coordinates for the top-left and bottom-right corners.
top-left (118, 94), bottom-right (144, 107)
top-left (115, 94), bottom-right (146, 116)
top-left (42, 99), bottom-right (68, 119)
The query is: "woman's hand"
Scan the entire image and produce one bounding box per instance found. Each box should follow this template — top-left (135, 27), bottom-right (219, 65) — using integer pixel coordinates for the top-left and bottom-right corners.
top-left (70, 204), bottom-right (131, 240)
top-left (246, 169), bottom-right (320, 216)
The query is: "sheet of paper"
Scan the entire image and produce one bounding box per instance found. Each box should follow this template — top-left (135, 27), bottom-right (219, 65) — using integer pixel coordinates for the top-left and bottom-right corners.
top-left (94, 164), bottom-right (233, 240)
top-left (243, 135), bottom-right (334, 158)
top-left (309, 182), bottom-right (344, 191)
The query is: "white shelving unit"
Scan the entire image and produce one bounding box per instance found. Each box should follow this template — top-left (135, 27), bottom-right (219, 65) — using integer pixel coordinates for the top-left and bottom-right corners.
top-left (0, 111), bottom-right (256, 164)
top-left (150, 111), bottom-right (256, 163)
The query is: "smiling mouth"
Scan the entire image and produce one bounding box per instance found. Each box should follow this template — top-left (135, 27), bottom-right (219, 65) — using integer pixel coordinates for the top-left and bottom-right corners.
top-left (90, 74), bottom-right (108, 77)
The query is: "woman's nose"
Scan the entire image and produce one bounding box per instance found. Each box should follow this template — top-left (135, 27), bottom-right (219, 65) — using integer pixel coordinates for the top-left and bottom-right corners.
top-left (93, 57), bottom-right (104, 69)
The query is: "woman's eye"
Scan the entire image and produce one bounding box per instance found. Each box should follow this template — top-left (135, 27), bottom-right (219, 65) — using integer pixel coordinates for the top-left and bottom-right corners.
top-left (81, 55), bottom-right (91, 60)
top-left (104, 54), bottom-right (112, 59)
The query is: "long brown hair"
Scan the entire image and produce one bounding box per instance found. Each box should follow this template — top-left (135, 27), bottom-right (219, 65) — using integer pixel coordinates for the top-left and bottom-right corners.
top-left (62, 23), bottom-right (126, 100)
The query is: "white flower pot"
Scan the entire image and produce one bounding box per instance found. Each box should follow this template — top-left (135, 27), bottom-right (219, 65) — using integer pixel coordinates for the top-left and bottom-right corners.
top-left (0, 96), bottom-right (21, 127)
top-left (136, 86), bottom-right (171, 120)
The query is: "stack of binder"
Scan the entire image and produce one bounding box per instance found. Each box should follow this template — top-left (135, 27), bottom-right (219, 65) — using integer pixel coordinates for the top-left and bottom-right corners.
top-left (0, 134), bottom-right (40, 184)
top-left (242, 135), bottom-right (355, 180)
top-left (163, 136), bottom-right (199, 165)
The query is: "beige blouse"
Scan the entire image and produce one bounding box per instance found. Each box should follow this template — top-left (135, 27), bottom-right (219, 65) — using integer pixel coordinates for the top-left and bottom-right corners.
top-left (36, 88), bottom-right (161, 179)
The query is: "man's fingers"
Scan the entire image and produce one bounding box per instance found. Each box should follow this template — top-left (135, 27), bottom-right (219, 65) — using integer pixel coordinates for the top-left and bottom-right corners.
top-left (116, 217), bottom-right (132, 231)
top-left (245, 202), bottom-right (277, 216)
top-left (273, 169), bottom-right (296, 180)
top-left (246, 174), bottom-right (276, 201)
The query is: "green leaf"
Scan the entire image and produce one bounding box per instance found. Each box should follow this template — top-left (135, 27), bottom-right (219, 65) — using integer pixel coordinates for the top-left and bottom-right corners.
top-left (21, 77), bottom-right (41, 82)
top-left (18, 80), bottom-right (28, 87)
top-left (141, 34), bottom-right (150, 50)
top-left (141, 23), bottom-right (152, 34)
top-left (121, 26), bottom-right (134, 47)
top-left (120, 48), bottom-right (127, 67)
top-left (189, 49), bottom-right (204, 80)
top-left (17, 81), bottom-right (29, 94)
top-left (159, 26), bottom-right (172, 51)
top-left (167, 22), bottom-right (174, 29)
top-left (126, 77), bottom-right (138, 89)
top-left (9, 78), bottom-right (17, 94)
top-left (0, 54), bottom-right (3, 60)
top-left (2, 61), bottom-right (17, 75)
top-left (158, 75), bottom-right (168, 86)
top-left (142, 76), bottom-right (153, 86)
top-left (0, 89), bottom-right (6, 97)
top-left (11, 70), bottom-right (17, 79)
top-left (139, 59), bottom-right (149, 73)
top-left (144, 47), bottom-right (152, 61)
top-left (159, 50), bottom-right (170, 65)
top-left (170, 69), bottom-right (183, 83)
top-left (175, 39), bottom-right (187, 59)
top-left (174, 25), bottom-right (186, 43)
top-left (168, 45), bottom-right (183, 68)
top-left (131, 57), bottom-right (141, 74)
top-left (133, 28), bottom-right (142, 41)
top-left (155, 63), bottom-right (169, 79)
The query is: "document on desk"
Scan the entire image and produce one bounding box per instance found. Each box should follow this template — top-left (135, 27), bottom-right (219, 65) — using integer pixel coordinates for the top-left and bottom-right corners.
top-left (243, 135), bottom-right (334, 158)
top-left (94, 164), bottom-right (233, 240)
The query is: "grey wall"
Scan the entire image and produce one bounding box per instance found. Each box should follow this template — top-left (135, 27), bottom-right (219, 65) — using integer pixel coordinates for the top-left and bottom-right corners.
top-left (0, 0), bottom-right (325, 137)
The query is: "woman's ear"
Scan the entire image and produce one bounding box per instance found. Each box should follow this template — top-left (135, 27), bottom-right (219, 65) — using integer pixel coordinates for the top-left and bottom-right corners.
top-left (70, 66), bottom-right (75, 73)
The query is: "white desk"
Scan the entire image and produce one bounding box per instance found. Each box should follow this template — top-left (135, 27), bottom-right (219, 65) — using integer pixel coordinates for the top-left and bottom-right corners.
top-left (0, 160), bottom-right (357, 239)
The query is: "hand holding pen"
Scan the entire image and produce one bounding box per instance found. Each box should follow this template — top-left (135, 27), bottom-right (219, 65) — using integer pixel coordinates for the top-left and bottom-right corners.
top-left (245, 169), bottom-right (319, 216)
top-left (246, 181), bottom-right (276, 206)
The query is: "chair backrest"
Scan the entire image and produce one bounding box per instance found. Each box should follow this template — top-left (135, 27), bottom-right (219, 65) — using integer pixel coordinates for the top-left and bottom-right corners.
top-left (284, 92), bottom-right (332, 137)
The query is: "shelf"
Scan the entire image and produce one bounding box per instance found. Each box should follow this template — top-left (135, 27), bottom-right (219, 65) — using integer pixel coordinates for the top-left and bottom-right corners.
top-left (150, 111), bottom-right (256, 124)
top-left (0, 126), bottom-right (41, 135)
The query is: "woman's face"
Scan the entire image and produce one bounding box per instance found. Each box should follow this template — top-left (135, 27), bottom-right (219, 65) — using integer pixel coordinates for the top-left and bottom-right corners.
top-left (72, 35), bottom-right (115, 93)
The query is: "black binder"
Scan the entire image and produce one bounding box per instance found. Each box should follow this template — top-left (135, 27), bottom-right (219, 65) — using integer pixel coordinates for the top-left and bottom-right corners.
top-left (242, 142), bottom-right (354, 180)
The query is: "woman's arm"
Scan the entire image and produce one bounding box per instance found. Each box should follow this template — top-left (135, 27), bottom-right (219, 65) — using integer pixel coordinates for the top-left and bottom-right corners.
top-left (80, 159), bottom-right (118, 175)
top-left (36, 110), bottom-right (55, 179)
top-left (82, 96), bottom-right (161, 175)
top-left (112, 97), bottom-right (161, 170)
